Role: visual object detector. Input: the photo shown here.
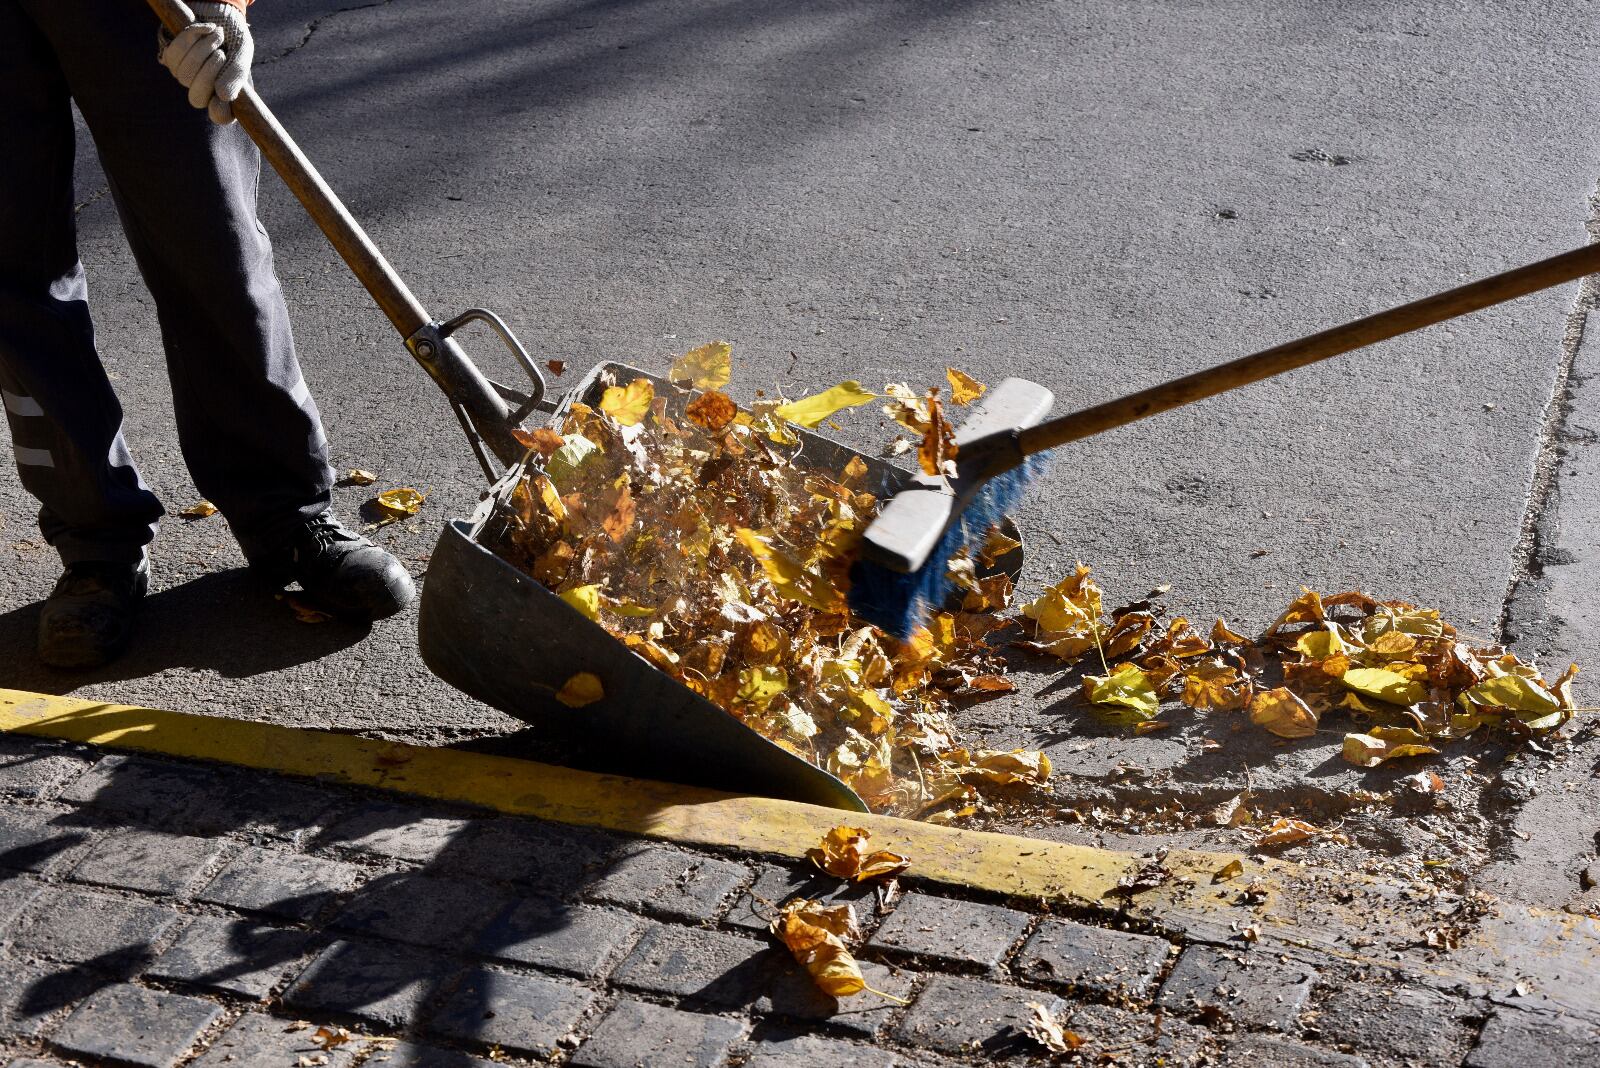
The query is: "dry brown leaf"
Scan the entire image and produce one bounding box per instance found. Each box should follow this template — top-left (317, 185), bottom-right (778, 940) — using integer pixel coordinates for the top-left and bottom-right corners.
top-left (1023, 1001), bottom-right (1084, 1054)
top-left (685, 389), bottom-right (738, 432)
top-left (514, 427), bottom-right (565, 458)
top-left (179, 500), bottom-right (218, 519)
top-left (807, 826), bottom-right (911, 882)
top-left (345, 468), bottom-right (379, 486)
top-left (917, 389), bottom-right (957, 477)
top-left (772, 899), bottom-right (907, 1002)
top-left (1257, 817), bottom-right (1323, 848)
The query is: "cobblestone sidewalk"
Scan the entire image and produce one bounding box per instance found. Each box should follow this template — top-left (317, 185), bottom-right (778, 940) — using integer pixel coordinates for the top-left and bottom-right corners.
top-left (1, 734), bottom-right (1597, 1068)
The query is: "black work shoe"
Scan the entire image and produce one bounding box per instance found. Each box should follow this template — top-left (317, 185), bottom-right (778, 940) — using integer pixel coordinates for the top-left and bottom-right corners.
top-left (37, 556), bottom-right (150, 669)
top-left (272, 512), bottom-right (415, 621)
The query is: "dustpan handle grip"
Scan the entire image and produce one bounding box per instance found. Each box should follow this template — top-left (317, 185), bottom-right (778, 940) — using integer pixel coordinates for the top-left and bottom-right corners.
top-left (145, 0), bottom-right (529, 471)
top-left (1020, 241), bottom-right (1600, 456)
top-left (144, 0), bottom-right (431, 338)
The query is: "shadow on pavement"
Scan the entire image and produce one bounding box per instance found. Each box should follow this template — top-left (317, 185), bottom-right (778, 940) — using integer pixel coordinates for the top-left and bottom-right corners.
top-left (0, 569), bottom-right (368, 695)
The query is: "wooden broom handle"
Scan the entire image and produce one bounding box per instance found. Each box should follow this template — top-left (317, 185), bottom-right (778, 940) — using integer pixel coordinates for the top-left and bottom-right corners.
top-left (145, 0), bottom-right (431, 340)
top-left (1019, 242), bottom-right (1600, 456)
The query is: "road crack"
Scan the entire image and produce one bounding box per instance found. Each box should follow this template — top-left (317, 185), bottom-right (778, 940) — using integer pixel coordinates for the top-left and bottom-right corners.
top-left (265, 0), bottom-right (397, 64)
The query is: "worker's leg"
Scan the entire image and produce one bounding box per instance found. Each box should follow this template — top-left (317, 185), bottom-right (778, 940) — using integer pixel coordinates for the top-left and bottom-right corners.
top-left (0, 0), bottom-right (163, 566)
top-left (22, 0), bottom-right (335, 565)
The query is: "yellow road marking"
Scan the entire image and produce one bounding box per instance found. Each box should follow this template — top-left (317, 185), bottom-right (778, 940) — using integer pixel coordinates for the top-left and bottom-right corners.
top-left (7, 684), bottom-right (1598, 1016)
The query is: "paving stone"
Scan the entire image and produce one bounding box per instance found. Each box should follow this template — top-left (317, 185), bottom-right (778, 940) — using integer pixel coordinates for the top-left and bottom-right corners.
top-left (8, 886), bottom-right (177, 971)
top-left (356, 1040), bottom-right (501, 1067)
top-left (570, 998), bottom-right (743, 1068)
top-left (740, 1034), bottom-right (898, 1068)
top-left (331, 871), bottom-right (511, 949)
top-left (52, 983), bottom-right (222, 1068)
top-left (1314, 981), bottom-right (1477, 1067)
top-left (196, 844), bottom-right (367, 922)
top-left (58, 754), bottom-right (217, 830)
top-left (588, 843), bottom-right (750, 923)
top-left (0, 808), bottom-right (90, 874)
top-left (1226, 1036), bottom-right (1370, 1066)
top-left (1014, 918), bottom-right (1172, 999)
top-left (894, 974), bottom-right (1064, 1056)
top-left (473, 899), bottom-right (643, 978)
top-left (1465, 1007), bottom-right (1600, 1068)
top-left (612, 922), bottom-right (774, 1005)
top-left (67, 828), bottom-right (226, 895)
top-left (0, 738), bottom-right (90, 799)
top-left (282, 940), bottom-right (459, 1029)
top-left (147, 915), bottom-right (316, 999)
top-left (198, 765), bottom-right (349, 836)
top-left (0, 959), bottom-right (98, 1039)
top-left (869, 893), bottom-right (1032, 969)
top-left (315, 802), bottom-right (475, 863)
top-left (723, 863), bottom-right (877, 934)
top-left (1157, 945), bottom-right (1317, 1031)
top-left (437, 817), bottom-right (621, 897)
top-left (753, 954), bottom-right (915, 1040)
top-left (426, 967), bottom-right (594, 1056)
top-left (191, 1012), bottom-right (362, 1068)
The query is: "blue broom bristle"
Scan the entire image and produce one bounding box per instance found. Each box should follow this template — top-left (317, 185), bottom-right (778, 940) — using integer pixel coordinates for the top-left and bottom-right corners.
top-left (847, 457), bottom-right (1045, 641)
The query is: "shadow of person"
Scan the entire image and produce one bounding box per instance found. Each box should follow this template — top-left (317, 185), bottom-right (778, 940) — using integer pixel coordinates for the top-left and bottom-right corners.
top-left (0, 568), bottom-right (369, 695)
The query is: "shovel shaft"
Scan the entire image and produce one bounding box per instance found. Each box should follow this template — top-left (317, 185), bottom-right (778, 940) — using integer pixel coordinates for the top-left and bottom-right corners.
top-left (1019, 241), bottom-right (1600, 457)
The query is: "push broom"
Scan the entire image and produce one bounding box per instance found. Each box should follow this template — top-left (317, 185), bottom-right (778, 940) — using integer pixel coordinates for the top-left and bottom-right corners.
top-left (849, 242), bottom-right (1600, 639)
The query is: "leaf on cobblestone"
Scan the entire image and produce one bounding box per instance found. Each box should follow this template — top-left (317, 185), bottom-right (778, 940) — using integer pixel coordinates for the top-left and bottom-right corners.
top-left (310, 1026), bottom-right (351, 1050)
top-left (1341, 726), bottom-right (1439, 767)
top-left (1257, 817), bottom-right (1325, 848)
top-left (807, 826), bottom-right (910, 882)
top-left (773, 899), bottom-right (906, 1002)
top-left (556, 672), bottom-right (604, 708)
top-left (179, 499), bottom-right (218, 519)
top-left (1023, 1001), bottom-right (1084, 1054)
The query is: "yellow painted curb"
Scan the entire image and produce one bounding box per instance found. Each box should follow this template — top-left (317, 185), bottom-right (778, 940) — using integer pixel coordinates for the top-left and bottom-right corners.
top-left (0, 687), bottom-right (1166, 905)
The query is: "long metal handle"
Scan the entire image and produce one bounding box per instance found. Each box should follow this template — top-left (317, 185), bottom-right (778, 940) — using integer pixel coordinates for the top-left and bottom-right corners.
top-left (144, 0), bottom-right (526, 466)
top-left (1019, 242), bottom-right (1600, 457)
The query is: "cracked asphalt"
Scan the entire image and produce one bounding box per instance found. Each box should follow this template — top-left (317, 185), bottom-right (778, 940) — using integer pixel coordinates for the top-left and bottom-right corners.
top-left (2, 1), bottom-right (1598, 918)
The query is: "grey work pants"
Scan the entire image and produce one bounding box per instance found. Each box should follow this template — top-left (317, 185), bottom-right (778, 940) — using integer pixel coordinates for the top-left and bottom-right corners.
top-left (0, 0), bottom-right (333, 566)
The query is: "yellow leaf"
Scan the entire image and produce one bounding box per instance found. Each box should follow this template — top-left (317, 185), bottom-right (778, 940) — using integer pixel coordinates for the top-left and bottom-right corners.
top-left (372, 487), bottom-right (425, 518)
top-left (1212, 858), bottom-right (1245, 882)
top-left (1341, 726), bottom-right (1439, 767)
top-left (1083, 663), bottom-right (1159, 724)
top-left (1181, 659), bottom-right (1251, 712)
top-left (737, 665), bottom-right (789, 708)
top-left (559, 584), bottom-right (602, 621)
top-left (1249, 687), bottom-right (1319, 739)
top-left (1341, 666), bottom-right (1425, 706)
top-left (599, 378), bottom-right (655, 426)
top-left (179, 500), bottom-right (217, 519)
top-left (669, 340), bottom-right (732, 390)
top-left (945, 367), bottom-right (987, 406)
top-left (946, 747), bottom-right (1052, 785)
top-left (555, 672), bottom-right (604, 708)
top-left (1460, 674), bottom-right (1565, 731)
top-left (545, 433), bottom-right (600, 488)
top-left (734, 528), bottom-right (845, 613)
top-left (774, 381), bottom-right (877, 428)
top-left (345, 468), bottom-right (379, 486)
top-left (842, 455), bottom-right (869, 481)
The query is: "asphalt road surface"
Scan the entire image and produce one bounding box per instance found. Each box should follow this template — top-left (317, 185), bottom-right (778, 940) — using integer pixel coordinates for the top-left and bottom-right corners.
top-left (3, 1), bottom-right (1597, 910)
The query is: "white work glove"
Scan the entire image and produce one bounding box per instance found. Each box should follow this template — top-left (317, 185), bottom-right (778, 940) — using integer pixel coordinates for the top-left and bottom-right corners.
top-left (159, 2), bottom-right (254, 125)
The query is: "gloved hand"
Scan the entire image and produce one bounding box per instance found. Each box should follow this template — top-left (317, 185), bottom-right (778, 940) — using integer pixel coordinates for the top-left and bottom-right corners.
top-left (159, 2), bottom-right (254, 125)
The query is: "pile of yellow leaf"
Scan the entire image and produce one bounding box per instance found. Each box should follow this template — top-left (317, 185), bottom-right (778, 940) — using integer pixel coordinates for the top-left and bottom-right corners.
top-left (1041, 572), bottom-right (1581, 766)
top-left (490, 343), bottom-right (1048, 817)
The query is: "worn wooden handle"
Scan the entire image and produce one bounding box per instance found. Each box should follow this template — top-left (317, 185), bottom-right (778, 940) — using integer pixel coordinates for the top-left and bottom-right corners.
top-left (145, 0), bottom-right (430, 339)
top-left (1019, 242), bottom-right (1600, 456)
